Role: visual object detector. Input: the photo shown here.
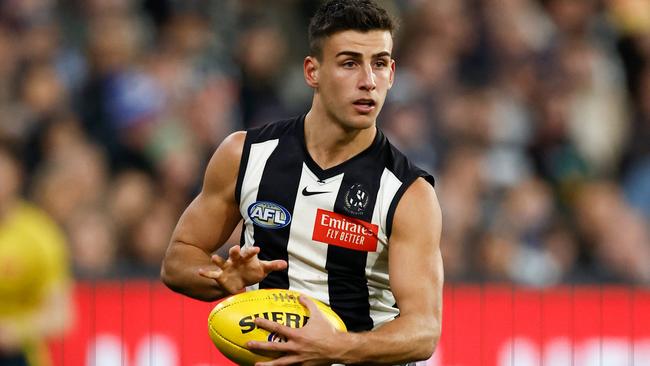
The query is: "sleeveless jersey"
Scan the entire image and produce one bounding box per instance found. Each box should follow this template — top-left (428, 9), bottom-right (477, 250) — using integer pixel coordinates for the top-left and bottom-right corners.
top-left (236, 115), bottom-right (434, 332)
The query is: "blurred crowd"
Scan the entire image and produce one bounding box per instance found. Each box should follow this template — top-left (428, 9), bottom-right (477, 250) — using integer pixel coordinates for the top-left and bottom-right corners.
top-left (1, 0), bottom-right (650, 286)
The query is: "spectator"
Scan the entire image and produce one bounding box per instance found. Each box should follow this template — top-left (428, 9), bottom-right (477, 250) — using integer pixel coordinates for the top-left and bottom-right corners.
top-left (66, 207), bottom-right (119, 279)
top-left (572, 181), bottom-right (650, 283)
top-left (0, 144), bottom-right (73, 366)
top-left (0, 0), bottom-right (648, 286)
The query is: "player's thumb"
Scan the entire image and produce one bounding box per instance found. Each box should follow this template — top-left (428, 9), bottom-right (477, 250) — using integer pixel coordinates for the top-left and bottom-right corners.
top-left (262, 259), bottom-right (288, 273)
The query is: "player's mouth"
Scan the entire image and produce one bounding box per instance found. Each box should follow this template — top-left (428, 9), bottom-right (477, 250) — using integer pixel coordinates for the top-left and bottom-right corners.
top-left (352, 98), bottom-right (376, 114)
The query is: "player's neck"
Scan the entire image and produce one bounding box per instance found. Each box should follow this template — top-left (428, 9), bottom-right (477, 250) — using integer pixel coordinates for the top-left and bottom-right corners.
top-left (303, 108), bottom-right (377, 170)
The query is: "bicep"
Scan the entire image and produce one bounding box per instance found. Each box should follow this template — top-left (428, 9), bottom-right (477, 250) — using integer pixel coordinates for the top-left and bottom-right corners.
top-left (171, 191), bottom-right (241, 254)
top-left (170, 132), bottom-right (246, 254)
top-left (388, 178), bottom-right (443, 319)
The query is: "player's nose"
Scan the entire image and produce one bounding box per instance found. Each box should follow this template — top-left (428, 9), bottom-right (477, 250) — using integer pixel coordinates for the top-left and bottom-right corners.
top-left (358, 65), bottom-right (376, 91)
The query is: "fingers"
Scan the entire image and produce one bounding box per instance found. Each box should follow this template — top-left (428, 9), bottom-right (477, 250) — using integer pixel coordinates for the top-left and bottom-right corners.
top-left (254, 354), bottom-right (303, 366)
top-left (253, 317), bottom-right (295, 338)
top-left (202, 247), bottom-right (284, 291)
top-left (261, 259), bottom-right (288, 274)
top-left (200, 255), bottom-right (227, 282)
top-left (211, 254), bottom-right (226, 267)
top-left (266, 260), bottom-right (288, 273)
top-left (197, 267), bottom-right (222, 280)
top-left (247, 339), bottom-right (292, 353)
top-left (228, 245), bottom-right (261, 262)
top-left (299, 294), bottom-right (321, 317)
top-left (240, 245), bottom-right (260, 260)
top-left (228, 245), bottom-right (242, 261)
top-left (198, 267), bottom-right (244, 293)
top-left (247, 319), bottom-right (299, 362)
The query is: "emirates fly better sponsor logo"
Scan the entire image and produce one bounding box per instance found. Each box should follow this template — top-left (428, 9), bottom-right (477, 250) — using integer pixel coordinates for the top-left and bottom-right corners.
top-left (312, 209), bottom-right (379, 251)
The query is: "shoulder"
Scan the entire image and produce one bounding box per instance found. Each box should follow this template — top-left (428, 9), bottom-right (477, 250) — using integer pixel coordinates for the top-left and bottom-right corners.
top-left (395, 177), bottom-right (440, 222)
top-left (380, 133), bottom-right (435, 187)
top-left (216, 131), bottom-right (247, 160)
top-left (379, 134), bottom-right (436, 238)
top-left (214, 114), bottom-right (301, 159)
top-left (202, 131), bottom-right (247, 195)
top-left (401, 177), bottom-right (438, 206)
top-left (391, 177), bottom-right (442, 240)
top-left (244, 115), bottom-right (303, 143)
top-left (202, 114), bottom-right (302, 193)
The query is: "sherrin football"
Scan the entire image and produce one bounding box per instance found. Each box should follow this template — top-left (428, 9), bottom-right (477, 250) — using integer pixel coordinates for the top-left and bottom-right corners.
top-left (208, 288), bottom-right (347, 365)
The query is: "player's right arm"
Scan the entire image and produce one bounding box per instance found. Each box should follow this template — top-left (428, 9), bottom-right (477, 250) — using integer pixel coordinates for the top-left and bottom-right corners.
top-left (161, 132), bottom-right (286, 302)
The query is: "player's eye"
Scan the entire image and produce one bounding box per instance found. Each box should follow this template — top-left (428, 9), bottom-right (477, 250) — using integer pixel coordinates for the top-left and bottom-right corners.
top-left (342, 61), bottom-right (356, 68)
top-left (374, 60), bottom-right (388, 68)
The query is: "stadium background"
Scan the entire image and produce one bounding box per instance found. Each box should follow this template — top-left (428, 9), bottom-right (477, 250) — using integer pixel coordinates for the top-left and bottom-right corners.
top-left (1, 0), bottom-right (650, 365)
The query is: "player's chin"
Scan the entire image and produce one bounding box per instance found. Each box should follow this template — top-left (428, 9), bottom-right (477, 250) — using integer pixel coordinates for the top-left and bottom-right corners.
top-left (347, 111), bottom-right (378, 129)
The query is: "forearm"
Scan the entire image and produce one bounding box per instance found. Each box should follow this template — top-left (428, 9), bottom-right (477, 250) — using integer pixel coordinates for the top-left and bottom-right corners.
top-left (161, 241), bottom-right (230, 301)
top-left (335, 315), bottom-right (440, 365)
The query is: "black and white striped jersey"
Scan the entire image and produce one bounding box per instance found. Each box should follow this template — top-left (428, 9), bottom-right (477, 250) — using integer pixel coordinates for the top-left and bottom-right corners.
top-left (235, 114), bottom-right (434, 332)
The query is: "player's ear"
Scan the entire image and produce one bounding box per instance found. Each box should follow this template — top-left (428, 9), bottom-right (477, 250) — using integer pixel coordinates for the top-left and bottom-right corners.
top-left (304, 56), bottom-right (319, 88)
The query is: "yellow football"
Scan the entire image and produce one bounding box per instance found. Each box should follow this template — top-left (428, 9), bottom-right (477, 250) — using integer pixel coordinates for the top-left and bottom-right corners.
top-left (208, 288), bottom-right (347, 365)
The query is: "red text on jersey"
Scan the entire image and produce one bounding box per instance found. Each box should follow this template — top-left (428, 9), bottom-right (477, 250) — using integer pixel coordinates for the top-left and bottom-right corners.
top-left (312, 209), bottom-right (378, 251)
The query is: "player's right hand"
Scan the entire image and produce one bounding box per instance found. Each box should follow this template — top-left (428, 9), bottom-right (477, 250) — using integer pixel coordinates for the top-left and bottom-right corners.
top-left (198, 245), bottom-right (287, 294)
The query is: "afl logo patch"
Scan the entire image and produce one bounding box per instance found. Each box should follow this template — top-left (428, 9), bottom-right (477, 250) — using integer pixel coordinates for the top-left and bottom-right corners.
top-left (248, 201), bottom-right (291, 229)
top-left (344, 183), bottom-right (369, 215)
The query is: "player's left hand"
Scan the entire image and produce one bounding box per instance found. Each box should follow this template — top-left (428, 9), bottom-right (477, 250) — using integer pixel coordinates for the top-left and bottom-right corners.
top-left (246, 295), bottom-right (344, 366)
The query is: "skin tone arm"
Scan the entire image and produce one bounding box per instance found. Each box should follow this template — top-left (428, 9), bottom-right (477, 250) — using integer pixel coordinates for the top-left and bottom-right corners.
top-left (248, 177), bottom-right (444, 365)
top-left (161, 132), bottom-right (287, 302)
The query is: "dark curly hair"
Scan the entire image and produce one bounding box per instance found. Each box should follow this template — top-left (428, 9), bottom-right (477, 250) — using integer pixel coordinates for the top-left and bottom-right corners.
top-left (308, 0), bottom-right (396, 59)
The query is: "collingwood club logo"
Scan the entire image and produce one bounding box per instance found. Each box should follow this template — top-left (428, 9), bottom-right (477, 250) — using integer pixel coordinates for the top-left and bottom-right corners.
top-left (344, 183), bottom-right (369, 215)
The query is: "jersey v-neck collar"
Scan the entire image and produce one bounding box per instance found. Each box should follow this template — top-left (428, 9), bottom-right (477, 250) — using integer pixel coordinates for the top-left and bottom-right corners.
top-left (296, 114), bottom-right (384, 180)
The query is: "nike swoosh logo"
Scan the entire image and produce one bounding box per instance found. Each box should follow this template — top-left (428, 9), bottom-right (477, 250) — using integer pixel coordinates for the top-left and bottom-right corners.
top-left (302, 187), bottom-right (331, 196)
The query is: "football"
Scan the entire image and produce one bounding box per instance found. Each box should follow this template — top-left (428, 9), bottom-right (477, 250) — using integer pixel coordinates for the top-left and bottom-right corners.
top-left (208, 288), bottom-right (347, 365)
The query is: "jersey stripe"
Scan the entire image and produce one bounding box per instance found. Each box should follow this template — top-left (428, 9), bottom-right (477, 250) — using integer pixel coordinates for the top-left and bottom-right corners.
top-left (367, 168), bottom-right (402, 325)
top-left (327, 161), bottom-right (383, 332)
top-left (253, 137), bottom-right (304, 290)
top-left (286, 164), bottom-right (344, 304)
top-left (240, 140), bottom-right (279, 291)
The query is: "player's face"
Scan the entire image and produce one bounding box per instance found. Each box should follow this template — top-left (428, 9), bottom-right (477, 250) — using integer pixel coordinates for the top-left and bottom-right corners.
top-left (307, 30), bottom-right (395, 130)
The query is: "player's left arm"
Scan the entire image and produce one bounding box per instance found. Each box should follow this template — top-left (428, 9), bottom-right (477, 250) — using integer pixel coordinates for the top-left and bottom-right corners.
top-left (248, 177), bottom-right (443, 365)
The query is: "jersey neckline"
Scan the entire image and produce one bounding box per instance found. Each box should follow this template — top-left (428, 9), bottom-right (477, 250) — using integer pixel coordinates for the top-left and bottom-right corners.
top-left (296, 114), bottom-right (384, 180)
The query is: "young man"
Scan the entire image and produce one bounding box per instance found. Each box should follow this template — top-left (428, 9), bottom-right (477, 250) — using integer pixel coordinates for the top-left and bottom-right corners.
top-left (161, 0), bottom-right (443, 364)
